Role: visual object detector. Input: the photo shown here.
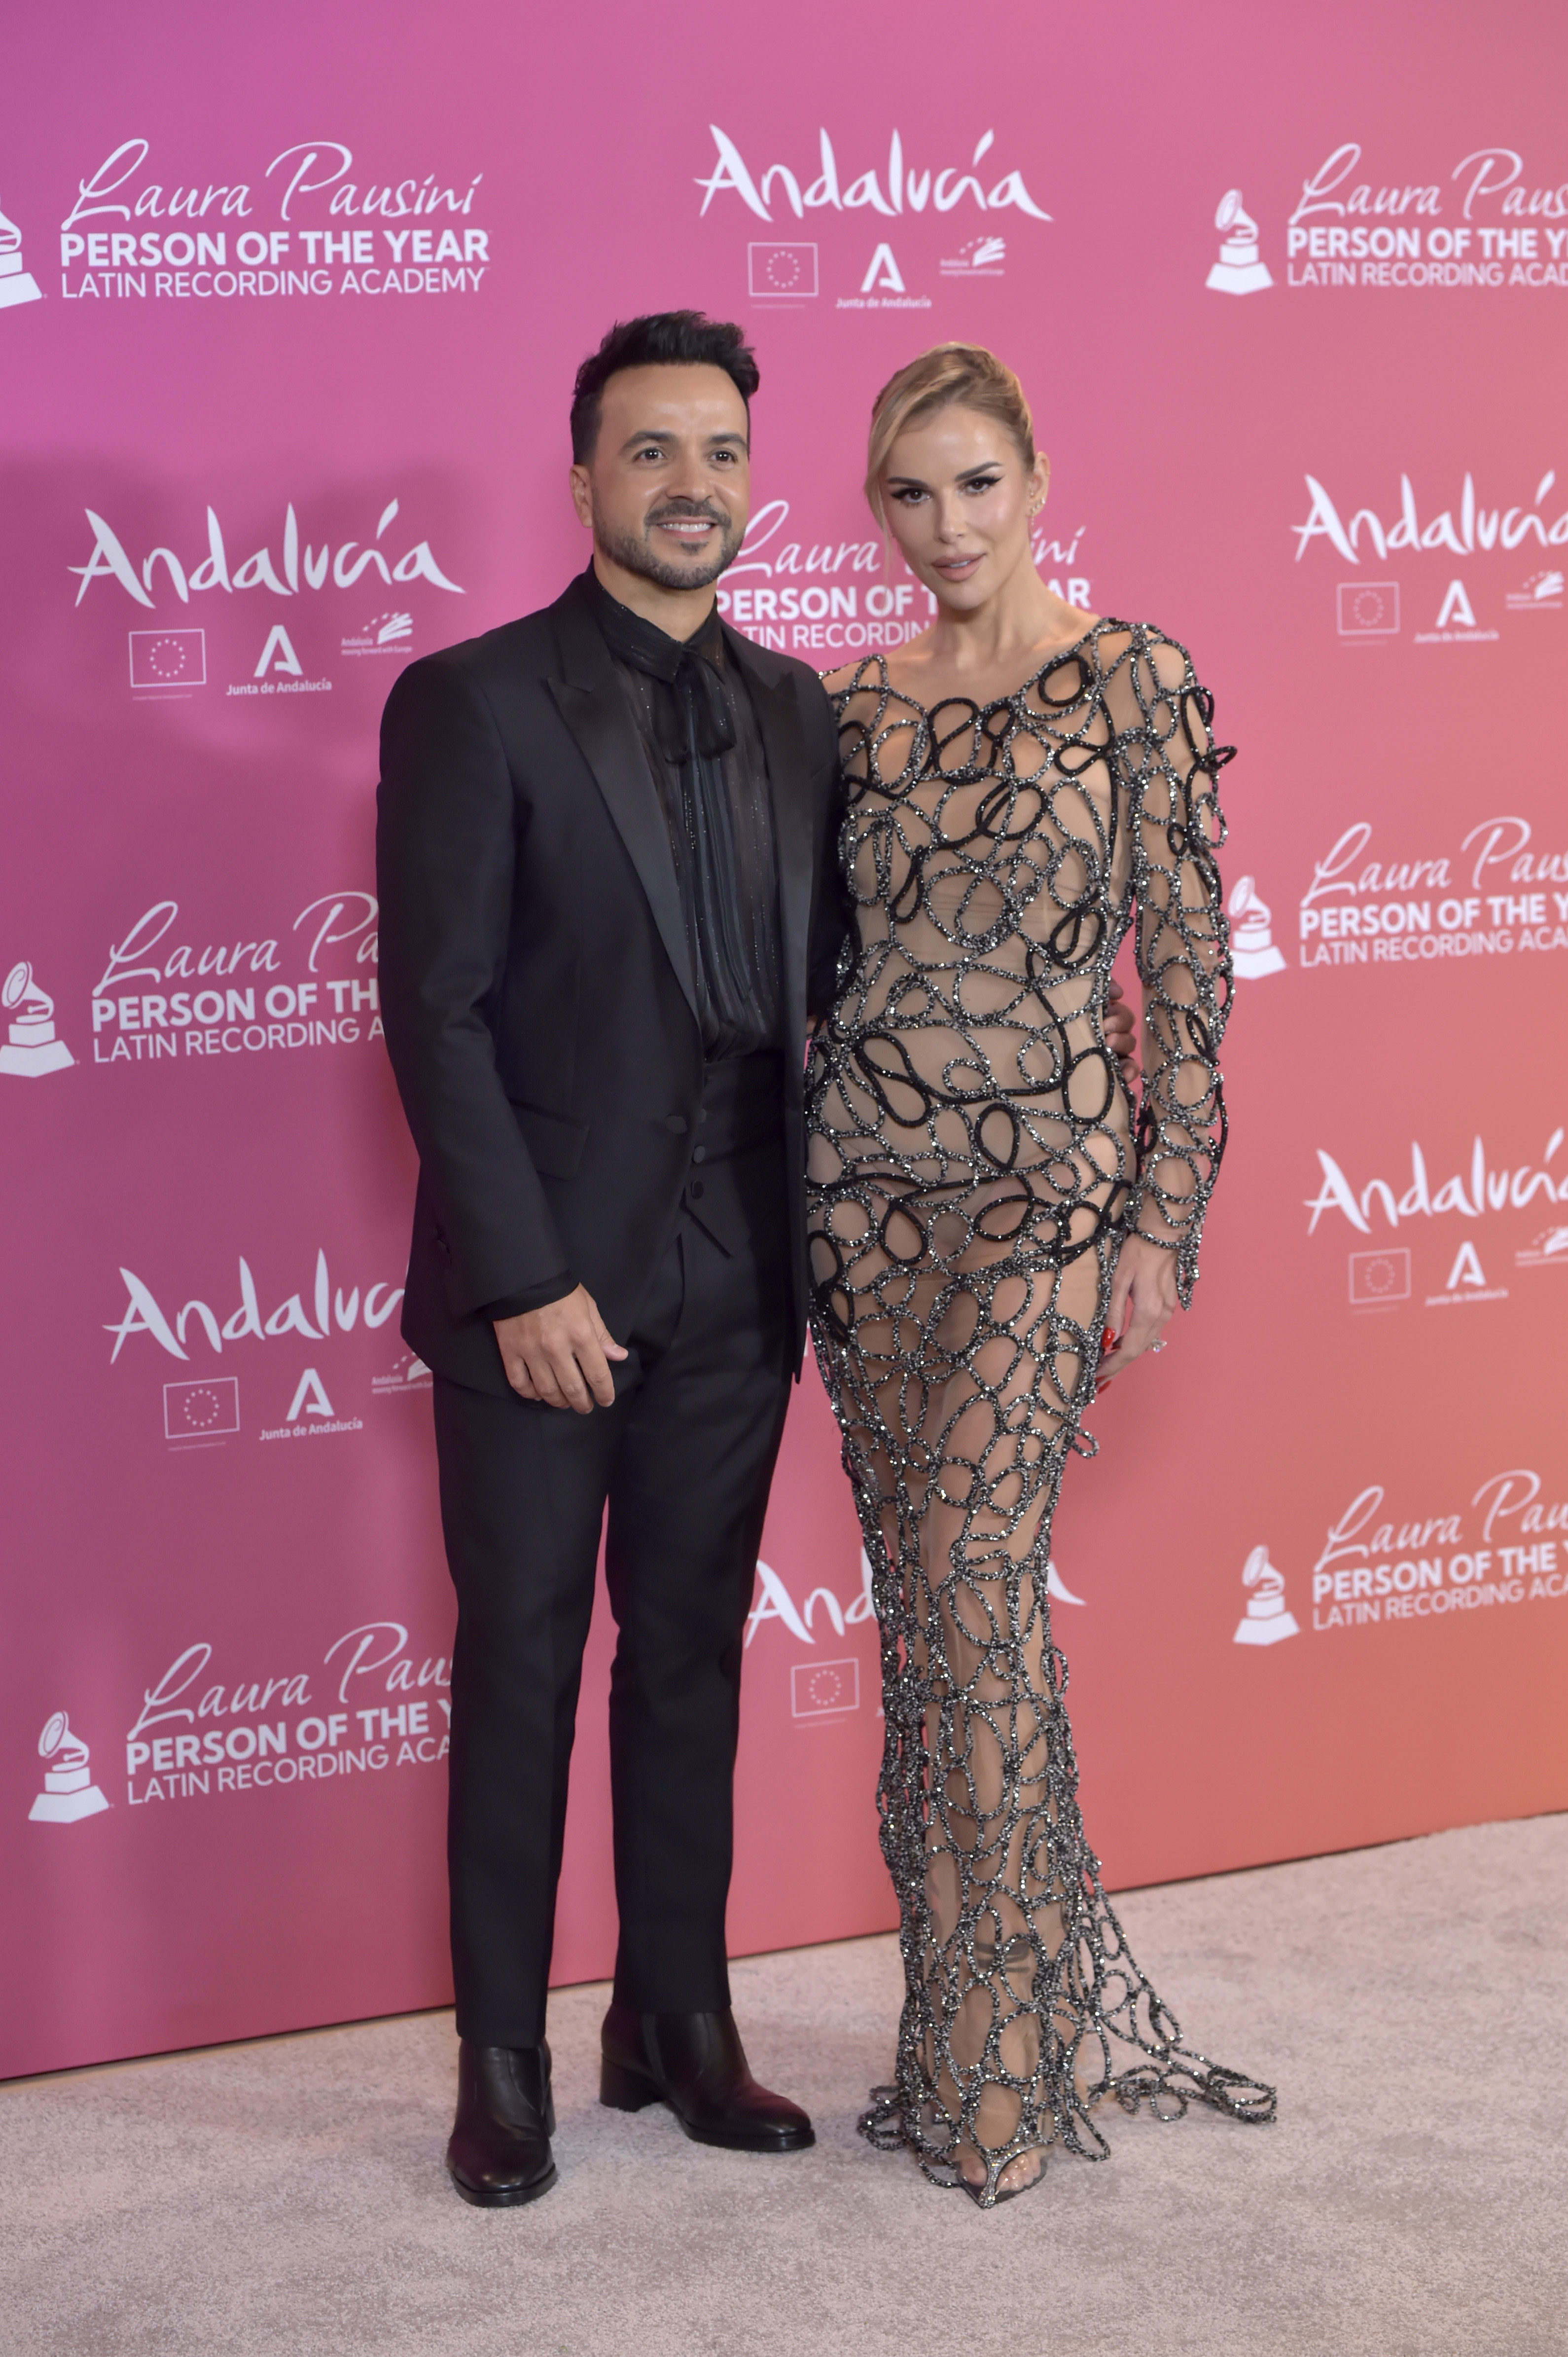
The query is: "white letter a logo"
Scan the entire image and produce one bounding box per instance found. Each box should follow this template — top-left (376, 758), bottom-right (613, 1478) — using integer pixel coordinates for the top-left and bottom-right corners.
top-left (1435, 580), bottom-right (1476, 629)
top-left (860, 242), bottom-right (906, 293)
top-left (285, 1366), bottom-right (335, 1421)
top-left (1444, 1240), bottom-right (1486, 1290)
top-left (255, 624), bottom-right (303, 678)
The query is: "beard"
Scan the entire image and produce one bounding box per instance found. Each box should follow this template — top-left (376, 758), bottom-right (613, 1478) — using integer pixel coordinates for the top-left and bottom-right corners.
top-left (593, 496), bottom-right (744, 591)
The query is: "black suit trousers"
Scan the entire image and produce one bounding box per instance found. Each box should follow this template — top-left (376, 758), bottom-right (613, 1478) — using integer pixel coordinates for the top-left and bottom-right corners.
top-left (431, 1132), bottom-right (793, 2047)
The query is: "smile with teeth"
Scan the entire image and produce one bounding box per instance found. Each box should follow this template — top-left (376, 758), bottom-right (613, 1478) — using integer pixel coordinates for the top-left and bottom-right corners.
top-left (656, 517), bottom-right (716, 537)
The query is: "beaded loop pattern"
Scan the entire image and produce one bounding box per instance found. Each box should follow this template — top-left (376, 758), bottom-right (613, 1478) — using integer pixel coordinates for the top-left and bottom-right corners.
top-left (805, 623), bottom-right (1273, 2206)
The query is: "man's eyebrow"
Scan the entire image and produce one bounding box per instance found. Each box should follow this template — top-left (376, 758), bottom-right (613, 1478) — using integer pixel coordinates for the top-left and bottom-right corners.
top-left (617, 428), bottom-right (750, 453)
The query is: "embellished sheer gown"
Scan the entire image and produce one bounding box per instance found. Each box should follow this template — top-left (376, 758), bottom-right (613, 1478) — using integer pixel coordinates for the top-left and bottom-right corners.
top-left (805, 622), bottom-right (1275, 2205)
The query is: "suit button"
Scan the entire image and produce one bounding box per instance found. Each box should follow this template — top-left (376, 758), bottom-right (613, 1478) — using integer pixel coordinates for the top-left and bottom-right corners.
top-left (665, 1115), bottom-right (687, 1134)
top-left (692, 1146), bottom-right (707, 1164)
top-left (689, 1180), bottom-right (705, 1200)
top-left (697, 1108), bottom-right (708, 1124)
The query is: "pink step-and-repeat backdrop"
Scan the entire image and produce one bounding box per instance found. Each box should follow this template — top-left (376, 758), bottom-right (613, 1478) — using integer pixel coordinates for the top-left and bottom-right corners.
top-left (5, 0), bottom-right (1567, 2078)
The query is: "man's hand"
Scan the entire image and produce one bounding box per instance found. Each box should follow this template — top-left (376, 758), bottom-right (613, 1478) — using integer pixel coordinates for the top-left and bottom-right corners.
top-left (494, 1285), bottom-right (629, 1413)
top-left (1097, 1234), bottom-right (1178, 1387)
top-left (1104, 976), bottom-right (1139, 1089)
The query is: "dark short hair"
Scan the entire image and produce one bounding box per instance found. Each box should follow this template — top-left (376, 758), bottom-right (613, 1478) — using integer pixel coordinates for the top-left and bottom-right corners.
top-left (570, 311), bottom-right (760, 464)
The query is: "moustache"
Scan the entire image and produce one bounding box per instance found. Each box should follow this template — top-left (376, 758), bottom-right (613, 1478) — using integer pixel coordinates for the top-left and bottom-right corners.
top-left (645, 501), bottom-right (730, 529)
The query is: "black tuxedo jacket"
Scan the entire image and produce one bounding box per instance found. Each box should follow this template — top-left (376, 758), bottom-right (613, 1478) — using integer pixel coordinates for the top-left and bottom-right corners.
top-left (376, 573), bottom-right (848, 1397)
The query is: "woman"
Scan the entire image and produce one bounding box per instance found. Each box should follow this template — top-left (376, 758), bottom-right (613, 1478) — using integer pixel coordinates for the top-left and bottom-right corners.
top-left (806, 345), bottom-right (1274, 2206)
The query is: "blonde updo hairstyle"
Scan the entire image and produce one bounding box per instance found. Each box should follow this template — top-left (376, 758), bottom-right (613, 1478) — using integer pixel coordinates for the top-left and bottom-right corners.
top-left (864, 343), bottom-right (1037, 524)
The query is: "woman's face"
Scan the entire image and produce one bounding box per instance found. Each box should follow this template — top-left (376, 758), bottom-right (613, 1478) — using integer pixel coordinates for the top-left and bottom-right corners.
top-left (878, 405), bottom-right (1048, 611)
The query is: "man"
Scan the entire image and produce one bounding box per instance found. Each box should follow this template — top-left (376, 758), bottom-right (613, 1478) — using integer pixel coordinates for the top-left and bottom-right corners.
top-left (376, 313), bottom-right (844, 2206)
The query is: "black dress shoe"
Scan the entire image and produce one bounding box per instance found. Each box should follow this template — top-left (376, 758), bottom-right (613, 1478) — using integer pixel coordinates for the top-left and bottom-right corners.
top-left (599, 2003), bottom-right (814, 2152)
top-left (446, 2039), bottom-right (558, 2207)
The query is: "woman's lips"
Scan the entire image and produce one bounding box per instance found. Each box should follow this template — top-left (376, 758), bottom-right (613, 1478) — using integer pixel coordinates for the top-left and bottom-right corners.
top-left (932, 553), bottom-right (982, 577)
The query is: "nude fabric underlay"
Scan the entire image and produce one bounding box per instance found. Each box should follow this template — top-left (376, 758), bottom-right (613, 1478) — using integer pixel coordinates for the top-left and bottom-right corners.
top-left (804, 623), bottom-right (1274, 2205)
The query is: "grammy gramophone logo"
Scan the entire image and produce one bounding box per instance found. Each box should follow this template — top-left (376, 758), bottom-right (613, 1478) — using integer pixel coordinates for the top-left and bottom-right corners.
top-left (1233, 1546), bottom-right (1300, 1647)
top-left (0, 194), bottom-right (42, 310)
top-left (1228, 877), bottom-right (1286, 979)
top-left (1206, 189), bottom-right (1272, 296)
top-left (29, 1712), bottom-right (109, 1823)
top-left (0, 961), bottom-right (74, 1076)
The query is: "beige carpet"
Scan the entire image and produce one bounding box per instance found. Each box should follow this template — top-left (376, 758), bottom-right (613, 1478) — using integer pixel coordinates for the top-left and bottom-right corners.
top-left (4, 1816), bottom-right (1566, 2357)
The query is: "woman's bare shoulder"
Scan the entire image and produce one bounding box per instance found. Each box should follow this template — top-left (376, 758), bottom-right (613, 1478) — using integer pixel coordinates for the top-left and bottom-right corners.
top-left (1092, 619), bottom-right (1197, 676)
top-left (820, 653), bottom-right (893, 705)
top-left (1088, 619), bottom-right (1202, 720)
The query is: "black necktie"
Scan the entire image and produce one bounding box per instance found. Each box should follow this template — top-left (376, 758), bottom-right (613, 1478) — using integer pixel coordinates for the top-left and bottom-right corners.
top-left (591, 580), bottom-right (738, 763)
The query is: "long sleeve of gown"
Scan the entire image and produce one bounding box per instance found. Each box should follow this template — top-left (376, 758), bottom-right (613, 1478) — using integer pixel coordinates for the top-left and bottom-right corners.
top-left (1122, 629), bottom-right (1233, 1303)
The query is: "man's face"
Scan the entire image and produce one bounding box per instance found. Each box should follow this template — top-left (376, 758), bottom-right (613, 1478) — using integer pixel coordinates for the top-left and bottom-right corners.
top-left (570, 363), bottom-right (750, 591)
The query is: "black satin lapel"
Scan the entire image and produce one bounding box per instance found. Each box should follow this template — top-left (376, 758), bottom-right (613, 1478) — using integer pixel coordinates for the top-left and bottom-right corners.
top-left (729, 636), bottom-right (811, 1048)
top-left (551, 572), bottom-right (615, 688)
top-left (545, 677), bottom-right (698, 1024)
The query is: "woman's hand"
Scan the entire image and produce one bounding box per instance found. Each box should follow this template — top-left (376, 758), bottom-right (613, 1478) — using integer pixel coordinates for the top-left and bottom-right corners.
top-left (1097, 1235), bottom-right (1178, 1386)
top-left (1104, 976), bottom-right (1139, 1088)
